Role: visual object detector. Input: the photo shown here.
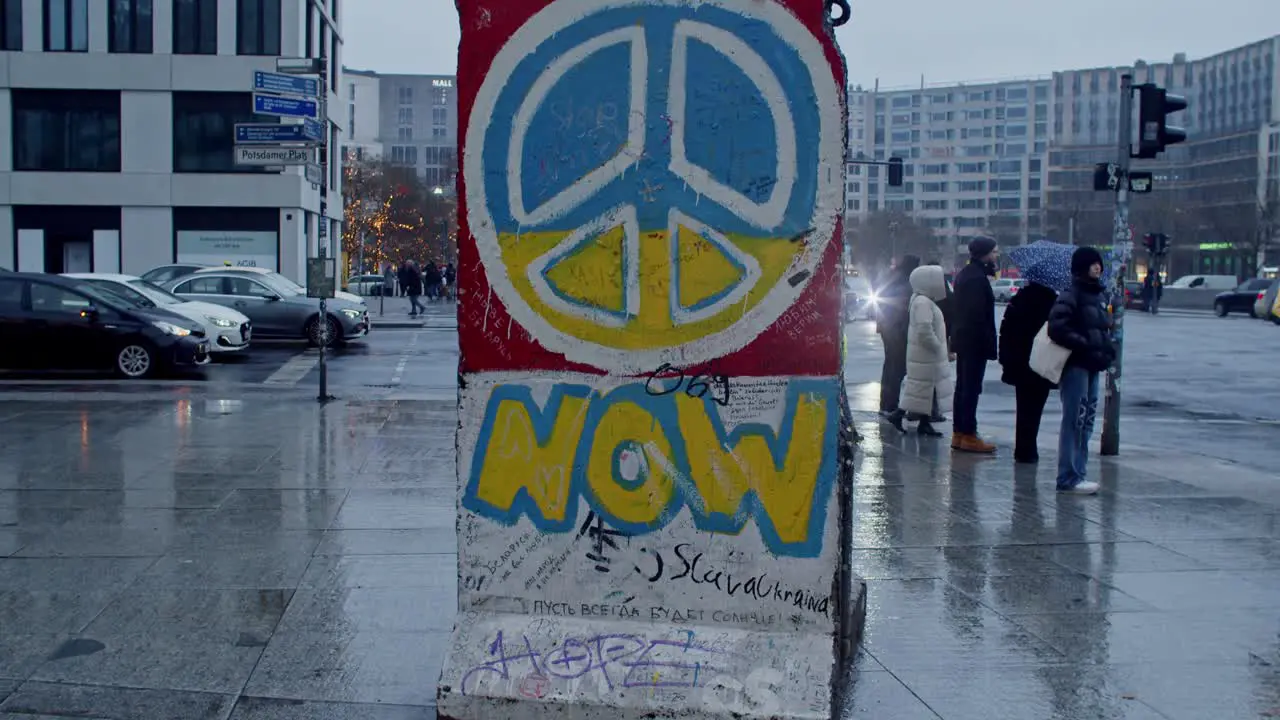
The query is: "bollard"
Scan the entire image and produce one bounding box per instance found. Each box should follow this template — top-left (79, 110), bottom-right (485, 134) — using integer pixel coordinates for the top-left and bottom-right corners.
top-left (438, 1), bottom-right (862, 717)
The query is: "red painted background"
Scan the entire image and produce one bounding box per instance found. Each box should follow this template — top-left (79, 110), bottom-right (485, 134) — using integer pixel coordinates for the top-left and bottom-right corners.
top-left (455, 0), bottom-right (846, 378)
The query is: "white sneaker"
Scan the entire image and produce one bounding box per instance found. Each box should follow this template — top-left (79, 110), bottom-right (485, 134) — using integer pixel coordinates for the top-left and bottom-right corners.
top-left (1059, 481), bottom-right (1100, 495)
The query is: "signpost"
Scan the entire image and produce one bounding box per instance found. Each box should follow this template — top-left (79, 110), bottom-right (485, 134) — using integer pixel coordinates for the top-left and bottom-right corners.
top-left (253, 93), bottom-right (319, 120)
top-left (235, 146), bottom-right (313, 166)
top-left (254, 70), bottom-right (320, 98)
top-left (235, 123), bottom-right (323, 144)
top-left (256, 57), bottom-right (331, 403)
top-left (1128, 171), bottom-right (1154, 194)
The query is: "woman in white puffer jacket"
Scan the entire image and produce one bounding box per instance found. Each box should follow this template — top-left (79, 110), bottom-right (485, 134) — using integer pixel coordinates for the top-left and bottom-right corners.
top-left (888, 265), bottom-right (955, 437)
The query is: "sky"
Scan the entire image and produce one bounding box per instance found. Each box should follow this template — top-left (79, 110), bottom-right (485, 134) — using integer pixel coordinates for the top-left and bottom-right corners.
top-left (343, 0), bottom-right (1280, 87)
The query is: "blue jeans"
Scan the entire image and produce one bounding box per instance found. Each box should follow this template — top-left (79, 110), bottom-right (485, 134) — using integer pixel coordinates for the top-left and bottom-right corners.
top-left (1057, 365), bottom-right (1100, 489)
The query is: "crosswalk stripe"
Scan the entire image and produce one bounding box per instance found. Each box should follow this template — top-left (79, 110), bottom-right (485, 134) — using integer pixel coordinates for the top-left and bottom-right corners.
top-left (263, 350), bottom-right (320, 386)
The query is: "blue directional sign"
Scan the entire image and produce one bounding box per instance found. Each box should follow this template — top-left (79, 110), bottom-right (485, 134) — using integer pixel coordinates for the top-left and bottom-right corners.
top-left (235, 123), bottom-right (322, 144)
top-left (254, 70), bottom-right (319, 98)
top-left (253, 93), bottom-right (319, 120)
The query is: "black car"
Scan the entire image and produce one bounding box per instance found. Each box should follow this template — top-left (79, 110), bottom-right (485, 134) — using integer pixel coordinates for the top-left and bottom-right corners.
top-left (0, 273), bottom-right (210, 378)
top-left (1214, 278), bottom-right (1273, 317)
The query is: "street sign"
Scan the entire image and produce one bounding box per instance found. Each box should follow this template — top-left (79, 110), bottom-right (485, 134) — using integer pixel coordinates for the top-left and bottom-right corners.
top-left (254, 70), bottom-right (319, 98)
top-left (235, 122), bottom-right (322, 145)
top-left (253, 93), bottom-right (319, 120)
top-left (235, 145), bottom-right (313, 166)
top-left (276, 57), bottom-right (324, 75)
top-left (1094, 162), bottom-right (1121, 191)
top-left (305, 163), bottom-right (323, 185)
top-left (307, 256), bottom-right (336, 298)
top-left (1128, 172), bottom-right (1154, 193)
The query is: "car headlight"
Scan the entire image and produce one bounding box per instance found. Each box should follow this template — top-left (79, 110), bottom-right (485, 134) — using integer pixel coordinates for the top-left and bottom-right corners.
top-left (339, 308), bottom-right (362, 320)
top-left (153, 321), bottom-right (191, 337)
top-left (207, 316), bottom-right (236, 328)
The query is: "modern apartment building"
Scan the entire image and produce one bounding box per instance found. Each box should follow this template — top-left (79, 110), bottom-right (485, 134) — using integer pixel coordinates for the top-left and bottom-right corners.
top-left (339, 69), bottom-right (458, 192)
top-left (847, 77), bottom-right (1054, 259)
top-left (0, 0), bottom-right (344, 283)
top-left (1046, 35), bottom-right (1280, 278)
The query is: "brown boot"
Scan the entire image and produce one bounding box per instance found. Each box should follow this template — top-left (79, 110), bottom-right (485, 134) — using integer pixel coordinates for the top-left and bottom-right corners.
top-left (953, 433), bottom-right (997, 454)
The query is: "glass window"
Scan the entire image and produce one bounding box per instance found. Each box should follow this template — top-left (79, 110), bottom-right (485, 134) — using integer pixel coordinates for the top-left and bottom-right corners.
top-left (110, 0), bottom-right (152, 53)
top-left (30, 283), bottom-right (91, 313)
top-left (237, 0), bottom-right (280, 55)
top-left (432, 107), bottom-right (447, 125)
top-left (88, 280), bottom-right (150, 306)
top-left (174, 277), bottom-right (225, 295)
top-left (228, 277), bottom-right (275, 297)
top-left (13, 90), bottom-right (121, 172)
top-left (173, 92), bottom-right (275, 172)
top-left (174, 0), bottom-right (217, 55)
top-left (0, 278), bottom-right (23, 312)
top-left (44, 0), bottom-right (88, 52)
top-left (398, 87), bottom-right (412, 104)
top-left (2, 0), bottom-right (22, 50)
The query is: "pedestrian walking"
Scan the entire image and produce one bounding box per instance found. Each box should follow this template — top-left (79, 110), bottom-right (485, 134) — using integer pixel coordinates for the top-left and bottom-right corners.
top-left (998, 280), bottom-right (1060, 463)
top-left (405, 260), bottom-right (425, 316)
top-left (1148, 274), bottom-right (1162, 314)
top-left (875, 255), bottom-right (919, 417)
top-left (1047, 246), bottom-right (1115, 495)
top-left (424, 260), bottom-right (443, 302)
top-left (950, 237), bottom-right (999, 453)
top-left (397, 262), bottom-right (411, 297)
top-left (886, 265), bottom-right (953, 437)
top-left (444, 263), bottom-right (457, 301)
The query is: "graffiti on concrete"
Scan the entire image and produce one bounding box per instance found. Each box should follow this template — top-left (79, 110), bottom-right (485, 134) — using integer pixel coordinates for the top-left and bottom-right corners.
top-left (462, 377), bottom-right (837, 558)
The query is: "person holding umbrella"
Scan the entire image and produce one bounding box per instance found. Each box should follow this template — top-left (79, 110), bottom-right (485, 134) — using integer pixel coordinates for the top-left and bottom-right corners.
top-left (999, 241), bottom-right (1074, 464)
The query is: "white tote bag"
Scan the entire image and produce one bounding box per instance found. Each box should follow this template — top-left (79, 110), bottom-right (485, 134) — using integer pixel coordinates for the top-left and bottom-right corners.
top-left (1028, 324), bottom-right (1072, 384)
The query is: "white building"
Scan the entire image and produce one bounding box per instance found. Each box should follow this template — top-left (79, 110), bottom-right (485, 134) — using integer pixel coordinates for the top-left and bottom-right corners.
top-left (0, 0), bottom-right (344, 283)
top-left (847, 77), bottom-right (1053, 256)
top-left (342, 67), bottom-right (381, 162)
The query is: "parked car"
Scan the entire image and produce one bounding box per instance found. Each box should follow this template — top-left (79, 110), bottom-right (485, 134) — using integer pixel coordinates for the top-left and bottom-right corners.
top-left (349, 273), bottom-right (392, 296)
top-left (64, 273), bottom-right (252, 355)
top-left (1255, 278), bottom-right (1280, 324)
top-left (140, 264), bottom-right (210, 285)
top-left (0, 273), bottom-right (209, 378)
top-left (189, 266), bottom-right (368, 306)
top-left (1168, 274), bottom-right (1239, 290)
top-left (165, 269), bottom-right (369, 347)
top-left (1213, 278), bottom-right (1273, 317)
top-left (992, 278), bottom-right (1027, 302)
top-left (843, 276), bottom-right (876, 321)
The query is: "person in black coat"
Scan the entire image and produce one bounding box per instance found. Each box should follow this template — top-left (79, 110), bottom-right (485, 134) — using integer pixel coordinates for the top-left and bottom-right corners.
top-left (998, 281), bottom-right (1059, 464)
top-left (950, 237), bottom-right (999, 453)
top-left (875, 255), bottom-right (920, 415)
top-left (1047, 246), bottom-right (1115, 495)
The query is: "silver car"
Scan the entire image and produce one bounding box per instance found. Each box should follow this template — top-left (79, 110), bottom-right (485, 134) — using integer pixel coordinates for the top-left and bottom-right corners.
top-left (165, 269), bottom-right (369, 347)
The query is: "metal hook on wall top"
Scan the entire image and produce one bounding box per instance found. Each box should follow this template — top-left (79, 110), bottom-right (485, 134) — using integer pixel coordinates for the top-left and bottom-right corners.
top-left (825, 0), bottom-right (851, 27)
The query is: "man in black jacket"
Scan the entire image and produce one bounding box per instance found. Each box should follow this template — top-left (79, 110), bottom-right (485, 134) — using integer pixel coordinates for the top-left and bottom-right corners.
top-left (875, 255), bottom-right (920, 416)
top-left (950, 237), bottom-right (999, 453)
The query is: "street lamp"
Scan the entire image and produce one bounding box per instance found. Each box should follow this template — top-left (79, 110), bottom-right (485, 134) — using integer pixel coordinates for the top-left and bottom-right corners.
top-left (432, 186), bottom-right (444, 196)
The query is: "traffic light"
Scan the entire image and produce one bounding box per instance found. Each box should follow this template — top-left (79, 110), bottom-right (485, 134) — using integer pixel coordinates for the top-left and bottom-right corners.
top-left (1142, 233), bottom-right (1156, 253)
top-left (887, 156), bottom-right (904, 187)
top-left (1135, 84), bottom-right (1187, 159)
top-left (1143, 233), bottom-right (1170, 255)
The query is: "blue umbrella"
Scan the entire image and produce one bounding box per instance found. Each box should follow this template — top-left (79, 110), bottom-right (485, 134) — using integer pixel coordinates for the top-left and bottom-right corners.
top-left (1008, 240), bottom-right (1074, 293)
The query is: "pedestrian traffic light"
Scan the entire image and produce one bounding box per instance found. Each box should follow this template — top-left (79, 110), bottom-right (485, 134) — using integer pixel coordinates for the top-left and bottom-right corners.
top-left (1142, 233), bottom-right (1156, 252)
top-left (1135, 84), bottom-right (1187, 159)
top-left (887, 156), bottom-right (904, 187)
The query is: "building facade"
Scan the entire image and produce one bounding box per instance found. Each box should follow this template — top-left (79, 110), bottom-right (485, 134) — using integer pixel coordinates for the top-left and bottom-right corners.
top-left (1045, 36), bottom-right (1280, 278)
top-left (847, 34), bottom-right (1280, 278)
top-left (340, 68), bottom-right (458, 192)
top-left (343, 67), bottom-right (381, 162)
top-left (846, 77), bottom-right (1053, 262)
top-left (0, 0), bottom-right (343, 283)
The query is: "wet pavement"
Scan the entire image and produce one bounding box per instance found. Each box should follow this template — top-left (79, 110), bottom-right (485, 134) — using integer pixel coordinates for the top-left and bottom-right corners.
top-left (0, 313), bottom-right (1276, 719)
